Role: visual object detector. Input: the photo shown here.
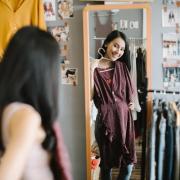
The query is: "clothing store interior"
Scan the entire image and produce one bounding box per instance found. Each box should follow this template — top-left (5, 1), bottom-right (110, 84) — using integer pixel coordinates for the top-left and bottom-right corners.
top-left (0, 0), bottom-right (180, 180)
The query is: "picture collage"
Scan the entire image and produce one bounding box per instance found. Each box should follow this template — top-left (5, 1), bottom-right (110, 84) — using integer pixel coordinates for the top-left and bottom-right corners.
top-left (43, 0), bottom-right (78, 86)
top-left (162, 1), bottom-right (180, 89)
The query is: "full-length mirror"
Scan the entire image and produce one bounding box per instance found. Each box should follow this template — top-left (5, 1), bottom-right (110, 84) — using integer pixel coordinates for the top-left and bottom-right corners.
top-left (83, 4), bottom-right (151, 180)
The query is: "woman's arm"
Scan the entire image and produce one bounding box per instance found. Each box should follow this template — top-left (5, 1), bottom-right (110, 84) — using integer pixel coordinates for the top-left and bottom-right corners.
top-left (0, 107), bottom-right (41, 180)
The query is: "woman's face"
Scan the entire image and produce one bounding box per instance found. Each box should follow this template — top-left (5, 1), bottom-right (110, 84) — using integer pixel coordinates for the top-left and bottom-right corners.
top-left (105, 37), bottom-right (125, 61)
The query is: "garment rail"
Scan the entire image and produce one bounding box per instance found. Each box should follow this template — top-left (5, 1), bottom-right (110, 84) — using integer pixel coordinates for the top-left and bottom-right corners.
top-left (147, 89), bottom-right (180, 95)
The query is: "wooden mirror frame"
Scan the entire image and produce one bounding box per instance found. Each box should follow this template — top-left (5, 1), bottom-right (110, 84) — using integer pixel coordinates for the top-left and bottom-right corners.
top-left (83, 4), bottom-right (152, 180)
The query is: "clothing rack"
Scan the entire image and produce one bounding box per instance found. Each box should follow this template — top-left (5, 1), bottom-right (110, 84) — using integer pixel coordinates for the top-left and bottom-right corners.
top-left (92, 12), bottom-right (116, 17)
top-left (93, 36), bottom-right (105, 40)
top-left (129, 38), bottom-right (146, 47)
top-left (129, 37), bottom-right (146, 40)
top-left (147, 89), bottom-right (180, 95)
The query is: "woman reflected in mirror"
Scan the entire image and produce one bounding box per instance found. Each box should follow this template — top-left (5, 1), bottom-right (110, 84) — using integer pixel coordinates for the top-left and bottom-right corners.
top-left (90, 30), bottom-right (136, 180)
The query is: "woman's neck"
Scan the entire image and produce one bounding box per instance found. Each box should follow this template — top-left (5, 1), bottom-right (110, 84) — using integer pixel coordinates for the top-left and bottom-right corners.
top-left (99, 59), bottom-right (114, 69)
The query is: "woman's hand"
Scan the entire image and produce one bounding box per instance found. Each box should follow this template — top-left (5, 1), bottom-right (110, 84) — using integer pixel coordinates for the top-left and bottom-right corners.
top-left (128, 102), bottom-right (135, 110)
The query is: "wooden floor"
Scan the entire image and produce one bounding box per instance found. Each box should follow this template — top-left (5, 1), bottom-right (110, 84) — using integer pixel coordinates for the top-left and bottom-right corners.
top-left (92, 137), bottom-right (143, 180)
top-left (111, 138), bottom-right (142, 180)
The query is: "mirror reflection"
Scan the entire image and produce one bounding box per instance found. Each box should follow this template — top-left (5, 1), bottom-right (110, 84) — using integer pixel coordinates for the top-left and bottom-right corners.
top-left (83, 4), bottom-right (151, 180)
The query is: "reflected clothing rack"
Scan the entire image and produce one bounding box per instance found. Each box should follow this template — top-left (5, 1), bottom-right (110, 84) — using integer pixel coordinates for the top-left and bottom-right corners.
top-left (147, 89), bottom-right (180, 95)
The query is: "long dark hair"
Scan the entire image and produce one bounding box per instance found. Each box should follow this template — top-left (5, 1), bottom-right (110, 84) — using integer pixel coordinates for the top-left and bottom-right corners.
top-left (0, 26), bottom-right (60, 178)
top-left (97, 30), bottom-right (131, 71)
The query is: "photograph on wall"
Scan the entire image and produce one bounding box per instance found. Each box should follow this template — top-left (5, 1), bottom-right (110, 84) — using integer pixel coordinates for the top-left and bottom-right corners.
top-left (80, 0), bottom-right (154, 2)
top-left (43, 0), bottom-right (56, 21)
top-left (162, 61), bottom-right (180, 89)
top-left (61, 65), bottom-right (78, 85)
top-left (162, 33), bottom-right (180, 59)
top-left (48, 23), bottom-right (70, 61)
top-left (60, 44), bottom-right (69, 58)
top-left (163, 0), bottom-right (179, 5)
top-left (48, 23), bottom-right (70, 43)
top-left (58, 0), bottom-right (74, 19)
top-left (162, 7), bottom-right (180, 27)
top-left (177, 0), bottom-right (180, 6)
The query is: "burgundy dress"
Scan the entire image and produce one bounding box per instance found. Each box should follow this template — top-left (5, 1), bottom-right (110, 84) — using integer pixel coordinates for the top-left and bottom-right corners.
top-left (93, 61), bottom-right (137, 169)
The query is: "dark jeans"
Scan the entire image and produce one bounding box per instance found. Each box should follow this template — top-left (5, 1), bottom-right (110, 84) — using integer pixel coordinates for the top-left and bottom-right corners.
top-left (100, 164), bottom-right (133, 180)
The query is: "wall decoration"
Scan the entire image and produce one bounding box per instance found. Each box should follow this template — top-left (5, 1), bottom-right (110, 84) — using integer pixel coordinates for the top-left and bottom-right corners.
top-left (129, 20), bottom-right (139, 29)
top-left (61, 65), bottom-right (78, 86)
top-left (80, 0), bottom-right (154, 2)
top-left (43, 0), bottom-right (56, 21)
top-left (162, 61), bottom-right (180, 89)
top-left (48, 24), bottom-right (70, 43)
top-left (58, 0), bottom-right (74, 19)
top-left (162, 7), bottom-right (180, 27)
top-left (162, 0), bottom-right (178, 5)
top-left (48, 23), bottom-right (70, 62)
top-left (177, 0), bottom-right (180, 6)
top-left (163, 33), bottom-right (180, 59)
top-left (119, 19), bottom-right (128, 30)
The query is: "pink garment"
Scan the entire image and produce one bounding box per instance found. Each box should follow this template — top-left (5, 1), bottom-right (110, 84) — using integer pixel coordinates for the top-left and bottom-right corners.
top-left (2, 102), bottom-right (72, 180)
top-left (2, 102), bottom-right (54, 180)
top-left (52, 121), bottom-right (72, 180)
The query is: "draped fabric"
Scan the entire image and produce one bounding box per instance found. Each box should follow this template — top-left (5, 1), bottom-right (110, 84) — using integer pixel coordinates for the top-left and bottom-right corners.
top-left (0, 0), bottom-right (46, 58)
top-left (52, 121), bottom-right (72, 180)
top-left (93, 61), bottom-right (137, 168)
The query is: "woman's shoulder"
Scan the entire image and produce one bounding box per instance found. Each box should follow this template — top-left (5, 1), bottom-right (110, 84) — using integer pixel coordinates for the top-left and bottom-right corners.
top-left (2, 102), bottom-right (41, 129)
top-left (1, 102), bottom-right (41, 146)
top-left (3, 102), bottom-right (38, 116)
top-left (90, 59), bottom-right (100, 69)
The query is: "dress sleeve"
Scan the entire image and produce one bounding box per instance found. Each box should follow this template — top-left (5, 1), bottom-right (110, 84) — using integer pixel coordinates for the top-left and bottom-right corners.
top-left (124, 64), bottom-right (135, 103)
top-left (52, 121), bottom-right (72, 180)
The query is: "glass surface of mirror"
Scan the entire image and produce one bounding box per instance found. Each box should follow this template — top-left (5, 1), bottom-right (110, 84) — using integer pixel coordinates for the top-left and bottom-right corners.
top-left (83, 4), bottom-right (151, 180)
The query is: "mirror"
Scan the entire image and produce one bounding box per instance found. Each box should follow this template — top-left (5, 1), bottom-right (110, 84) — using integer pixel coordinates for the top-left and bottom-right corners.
top-left (83, 4), bottom-right (151, 180)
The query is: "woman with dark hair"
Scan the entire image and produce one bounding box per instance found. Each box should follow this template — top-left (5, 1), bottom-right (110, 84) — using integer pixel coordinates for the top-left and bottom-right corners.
top-left (91, 30), bottom-right (136, 180)
top-left (0, 26), bottom-right (71, 180)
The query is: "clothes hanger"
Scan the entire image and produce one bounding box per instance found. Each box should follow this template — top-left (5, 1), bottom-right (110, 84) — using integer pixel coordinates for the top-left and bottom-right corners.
top-left (97, 48), bottom-right (115, 73)
top-left (89, 48), bottom-right (112, 62)
top-left (170, 101), bottom-right (180, 126)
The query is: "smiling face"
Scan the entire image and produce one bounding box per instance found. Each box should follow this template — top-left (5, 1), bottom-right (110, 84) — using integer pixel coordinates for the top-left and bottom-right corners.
top-left (104, 37), bottom-right (125, 61)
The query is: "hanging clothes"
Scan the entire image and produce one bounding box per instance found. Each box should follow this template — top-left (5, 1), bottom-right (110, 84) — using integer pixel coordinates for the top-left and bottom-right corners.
top-left (129, 42), bottom-right (141, 121)
top-left (163, 103), bottom-right (174, 180)
top-left (94, 12), bottom-right (113, 39)
top-left (149, 104), bottom-right (158, 180)
top-left (0, 0), bottom-right (46, 58)
top-left (93, 60), bottom-right (136, 169)
top-left (135, 47), bottom-right (148, 137)
top-left (136, 47), bottom-right (147, 90)
top-left (148, 99), bottom-right (180, 180)
top-left (172, 102), bottom-right (180, 180)
top-left (94, 12), bottom-right (113, 57)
